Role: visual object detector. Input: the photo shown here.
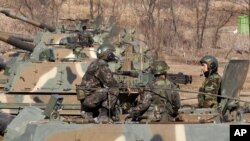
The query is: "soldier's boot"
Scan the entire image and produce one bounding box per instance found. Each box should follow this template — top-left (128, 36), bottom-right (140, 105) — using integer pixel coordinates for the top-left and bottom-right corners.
top-left (161, 113), bottom-right (175, 122)
top-left (81, 111), bottom-right (94, 122)
top-left (98, 108), bottom-right (112, 124)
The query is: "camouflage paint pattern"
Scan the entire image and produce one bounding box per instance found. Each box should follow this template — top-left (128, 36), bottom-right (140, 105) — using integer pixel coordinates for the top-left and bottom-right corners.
top-left (0, 59), bottom-right (93, 112)
top-left (0, 8), bottom-right (157, 123)
top-left (1, 60), bottom-right (249, 141)
top-left (43, 124), bottom-right (231, 141)
top-left (3, 107), bottom-right (236, 141)
top-left (4, 61), bottom-right (93, 93)
top-left (0, 29), bottom-right (152, 116)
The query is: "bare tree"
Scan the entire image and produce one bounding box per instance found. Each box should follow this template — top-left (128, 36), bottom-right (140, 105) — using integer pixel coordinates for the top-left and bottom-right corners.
top-left (223, 0), bottom-right (250, 43)
top-left (97, 0), bottom-right (104, 16)
top-left (3, 0), bottom-right (65, 26)
top-left (195, 0), bottom-right (210, 49)
top-left (131, 0), bottom-right (185, 58)
top-left (24, 0), bottom-right (34, 19)
top-left (211, 11), bottom-right (233, 49)
top-left (170, 0), bottom-right (178, 34)
top-left (131, 0), bottom-right (160, 57)
top-left (89, 0), bottom-right (94, 19)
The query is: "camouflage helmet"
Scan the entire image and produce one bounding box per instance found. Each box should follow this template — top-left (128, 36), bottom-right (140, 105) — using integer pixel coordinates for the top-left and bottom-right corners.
top-left (151, 61), bottom-right (170, 75)
top-left (96, 43), bottom-right (116, 60)
top-left (200, 55), bottom-right (218, 71)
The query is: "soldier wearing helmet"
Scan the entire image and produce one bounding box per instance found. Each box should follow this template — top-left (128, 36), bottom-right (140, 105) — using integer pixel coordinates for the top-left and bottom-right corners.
top-left (127, 61), bottom-right (180, 122)
top-left (78, 25), bottom-right (94, 47)
top-left (198, 55), bottom-right (222, 108)
top-left (76, 43), bottom-right (119, 123)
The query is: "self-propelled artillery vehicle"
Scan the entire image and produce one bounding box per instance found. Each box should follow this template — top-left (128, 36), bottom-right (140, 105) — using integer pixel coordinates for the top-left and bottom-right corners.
top-left (0, 58), bottom-right (249, 141)
top-left (0, 9), bottom-right (111, 102)
top-left (0, 31), bottom-right (95, 107)
top-left (0, 10), bottom-right (100, 116)
top-left (0, 19), bottom-right (192, 117)
top-left (0, 8), bottom-right (119, 46)
top-left (0, 8), bottom-right (96, 48)
top-left (0, 8), bottom-right (193, 118)
top-left (0, 11), bottom-right (144, 105)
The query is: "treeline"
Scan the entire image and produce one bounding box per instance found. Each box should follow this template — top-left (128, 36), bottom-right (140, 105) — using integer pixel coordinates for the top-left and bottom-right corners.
top-left (0, 0), bottom-right (249, 60)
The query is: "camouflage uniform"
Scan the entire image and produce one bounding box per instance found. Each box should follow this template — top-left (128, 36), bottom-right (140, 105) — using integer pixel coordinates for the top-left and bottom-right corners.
top-left (128, 87), bottom-right (152, 120)
top-left (198, 55), bottom-right (222, 108)
top-left (77, 44), bottom-right (119, 121)
top-left (80, 59), bottom-right (119, 111)
top-left (78, 26), bottom-right (93, 47)
top-left (147, 77), bottom-right (180, 121)
top-left (128, 61), bottom-right (180, 121)
top-left (198, 72), bottom-right (221, 108)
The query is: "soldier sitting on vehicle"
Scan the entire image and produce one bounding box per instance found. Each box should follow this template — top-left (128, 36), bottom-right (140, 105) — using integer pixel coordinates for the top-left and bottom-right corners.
top-left (78, 25), bottom-right (94, 47)
top-left (76, 43), bottom-right (119, 123)
top-left (198, 55), bottom-right (222, 108)
top-left (127, 61), bottom-right (181, 122)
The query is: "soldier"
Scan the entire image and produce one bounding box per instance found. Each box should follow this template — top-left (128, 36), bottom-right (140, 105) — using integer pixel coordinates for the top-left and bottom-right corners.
top-left (198, 55), bottom-right (222, 108)
top-left (127, 61), bottom-right (181, 122)
top-left (78, 25), bottom-right (94, 47)
top-left (76, 43), bottom-right (119, 123)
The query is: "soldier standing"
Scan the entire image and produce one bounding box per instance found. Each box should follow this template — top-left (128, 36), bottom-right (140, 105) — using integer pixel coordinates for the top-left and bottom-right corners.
top-left (198, 55), bottom-right (222, 108)
top-left (127, 61), bottom-right (181, 122)
top-left (76, 44), bottom-right (119, 123)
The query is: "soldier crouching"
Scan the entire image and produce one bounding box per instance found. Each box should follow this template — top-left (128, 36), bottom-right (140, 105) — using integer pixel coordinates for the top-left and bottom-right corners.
top-left (127, 61), bottom-right (181, 122)
top-left (76, 44), bottom-right (119, 123)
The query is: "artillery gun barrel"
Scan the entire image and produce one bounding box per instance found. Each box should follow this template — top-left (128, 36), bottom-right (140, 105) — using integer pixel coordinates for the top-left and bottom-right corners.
top-left (1, 32), bottom-right (34, 42)
top-left (0, 31), bottom-right (34, 52)
top-left (13, 35), bottom-right (33, 42)
top-left (0, 9), bottom-right (56, 32)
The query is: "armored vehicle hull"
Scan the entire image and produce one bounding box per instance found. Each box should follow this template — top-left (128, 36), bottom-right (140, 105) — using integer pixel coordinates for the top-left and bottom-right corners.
top-left (3, 106), bottom-right (250, 141)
